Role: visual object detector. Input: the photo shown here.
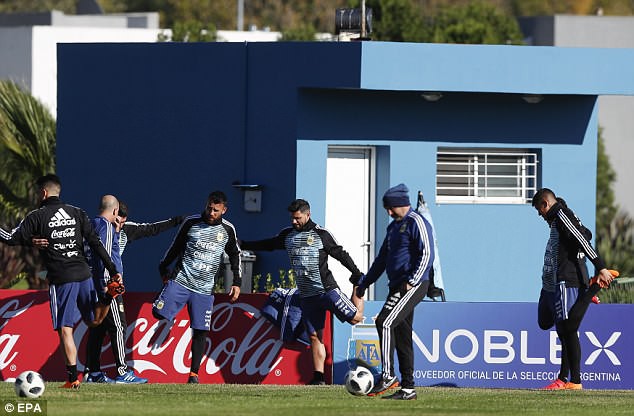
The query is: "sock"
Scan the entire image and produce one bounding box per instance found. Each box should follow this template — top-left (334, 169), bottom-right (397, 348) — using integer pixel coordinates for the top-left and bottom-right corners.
top-left (313, 371), bottom-right (324, 382)
top-left (67, 365), bottom-right (78, 382)
top-left (190, 329), bottom-right (207, 374)
top-left (559, 321), bottom-right (582, 384)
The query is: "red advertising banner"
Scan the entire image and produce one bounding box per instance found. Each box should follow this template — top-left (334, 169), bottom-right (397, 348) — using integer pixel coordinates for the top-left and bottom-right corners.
top-left (0, 290), bottom-right (330, 384)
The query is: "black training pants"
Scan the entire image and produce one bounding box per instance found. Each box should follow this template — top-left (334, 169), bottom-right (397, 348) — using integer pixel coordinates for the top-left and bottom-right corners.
top-left (375, 280), bottom-right (429, 389)
top-left (85, 295), bottom-right (129, 377)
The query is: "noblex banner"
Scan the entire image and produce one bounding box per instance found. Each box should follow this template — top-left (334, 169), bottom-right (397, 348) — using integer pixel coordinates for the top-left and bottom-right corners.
top-left (334, 301), bottom-right (632, 389)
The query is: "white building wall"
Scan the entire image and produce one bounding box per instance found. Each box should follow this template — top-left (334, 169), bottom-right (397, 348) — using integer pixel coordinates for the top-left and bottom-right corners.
top-left (553, 16), bottom-right (634, 218)
top-left (520, 15), bottom-right (634, 217)
top-left (2, 24), bottom-right (285, 117)
top-left (0, 27), bottom-right (33, 90)
top-left (596, 95), bottom-right (634, 214)
top-left (553, 15), bottom-right (634, 47)
top-left (0, 10), bottom-right (292, 118)
top-left (216, 30), bottom-right (281, 42)
top-left (28, 26), bottom-right (162, 116)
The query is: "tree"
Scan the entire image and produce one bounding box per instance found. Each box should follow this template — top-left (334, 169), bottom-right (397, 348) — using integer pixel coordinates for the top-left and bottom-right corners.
top-left (363, 0), bottom-right (428, 42)
top-left (125, 0), bottom-right (347, 33)
top-left (427, 1), bottom-right (524, 44)
top-left (595, 130), bottom-right (634, 277)
top-left (281, 23), bottom-right (317, 41)
top-left (166, 0), bottom-right (233, 30)
top-left (3, 1), bottom-right (633, 34)
top-left (0, 80), bottom-right (56, 289)
top-left (127, 0), bottom-right (234, 31)
top-left (598, 211), bottom-right (634, 275)
top-left (509, 0), bottom-right (634, 16)
top-left (0, 0), bottom-right (127, 14)
top-left (361, 0), bottom-right (523, 44)
top-left (0, 1), bottom-right (75, 13)
top-left (0, 81), bottom-right (56, 223)
top-left (158, 20), bottom-right (216, 42)
top-left (596, 129), bottom-right (617, 232)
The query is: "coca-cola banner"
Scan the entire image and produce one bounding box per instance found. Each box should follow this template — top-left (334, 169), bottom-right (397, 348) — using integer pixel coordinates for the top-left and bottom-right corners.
top-left (335, 301), bottom-right (634, 389)
top-left (0, 290), bottom-right (329, 384)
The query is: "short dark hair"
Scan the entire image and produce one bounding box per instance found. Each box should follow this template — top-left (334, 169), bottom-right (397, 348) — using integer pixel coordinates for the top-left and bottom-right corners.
top-left (531, 188), bottom-right (555, 207)
top-left (118, 201), bottom-right (128, 218)
top-left (288, 199), bottom-right (310, 213)
top-left (36, 174), bottom-right (61, 190)
top-left (208, 191), bottom-right (228, 205)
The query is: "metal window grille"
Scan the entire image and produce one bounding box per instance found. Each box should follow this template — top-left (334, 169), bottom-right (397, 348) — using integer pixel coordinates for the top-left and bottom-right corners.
top-left (436, 149), bottom-right (538, 204)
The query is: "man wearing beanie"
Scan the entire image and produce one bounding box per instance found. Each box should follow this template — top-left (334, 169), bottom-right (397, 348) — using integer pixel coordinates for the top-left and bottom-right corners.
top-left (354, 183), bottom-right (434, 400)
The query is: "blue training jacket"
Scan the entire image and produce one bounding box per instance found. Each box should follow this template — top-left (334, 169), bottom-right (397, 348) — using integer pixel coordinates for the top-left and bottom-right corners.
top-left (360, 208), bottom-right (434, 289)
top-left (89, 216), bottom-right (122, 291)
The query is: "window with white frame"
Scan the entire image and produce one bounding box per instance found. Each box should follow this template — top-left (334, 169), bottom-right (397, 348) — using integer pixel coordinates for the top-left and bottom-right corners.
top-left (436, 148), bottom-right (539, 204)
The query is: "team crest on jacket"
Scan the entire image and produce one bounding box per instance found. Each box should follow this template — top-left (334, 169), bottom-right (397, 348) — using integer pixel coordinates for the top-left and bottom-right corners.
top-left (306, 235), bottom-right (315, 245)
top-left (217, 231), bottom-right (225, 242)
top-left (400, 223), bottom-right (407, 233)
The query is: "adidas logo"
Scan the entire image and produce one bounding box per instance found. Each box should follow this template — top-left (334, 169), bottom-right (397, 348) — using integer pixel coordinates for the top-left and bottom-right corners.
top-left (49, 208), bottom-right (77, 227)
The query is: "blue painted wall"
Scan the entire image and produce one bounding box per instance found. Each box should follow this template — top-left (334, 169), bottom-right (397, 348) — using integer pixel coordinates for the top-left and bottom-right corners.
top-left (360, 42), bottom-right (634, 95)
top-left (56, 41), bottom-right (630, 301)
top-left (57, 43), bottom-right (250, 289)
top-left (57, 42), bottom-right (361, 292)
top-left (296, 88), bottom-right (599, 301)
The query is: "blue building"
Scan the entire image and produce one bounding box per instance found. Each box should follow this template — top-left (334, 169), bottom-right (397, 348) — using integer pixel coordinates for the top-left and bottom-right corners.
top-left (56, 41), bottom-right (634, 301)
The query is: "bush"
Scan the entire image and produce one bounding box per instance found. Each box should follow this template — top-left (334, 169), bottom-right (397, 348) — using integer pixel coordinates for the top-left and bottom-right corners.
top-left (599, 278), bottom-right (634, 304)
top-left (253, 269), bottom-right (296, 293)
top-left (213, 268), bottom-right (296, 293)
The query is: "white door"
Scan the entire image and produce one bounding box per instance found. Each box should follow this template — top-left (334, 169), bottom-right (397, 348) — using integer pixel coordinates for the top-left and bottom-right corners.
top-left (325, 147), bottom-right (374, 299)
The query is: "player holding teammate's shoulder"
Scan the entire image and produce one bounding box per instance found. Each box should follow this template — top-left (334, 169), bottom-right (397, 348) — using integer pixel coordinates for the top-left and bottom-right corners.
top-left (0, 174), bottom-right (123, 389)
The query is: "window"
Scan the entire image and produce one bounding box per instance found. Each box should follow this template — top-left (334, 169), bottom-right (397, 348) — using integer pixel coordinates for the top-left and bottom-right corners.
top-left (436, 148), bottom-right (538, 204)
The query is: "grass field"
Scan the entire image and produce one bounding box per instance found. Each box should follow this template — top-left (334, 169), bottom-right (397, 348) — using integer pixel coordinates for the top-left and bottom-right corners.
top-left (1, 382), bottom-right (633, 416)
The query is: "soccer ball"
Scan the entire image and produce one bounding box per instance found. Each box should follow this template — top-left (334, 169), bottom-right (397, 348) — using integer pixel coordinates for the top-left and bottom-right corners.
top-left (14, 371), bottom-right (45, 399)
top-left (344, 366), bottom-right (374, 396)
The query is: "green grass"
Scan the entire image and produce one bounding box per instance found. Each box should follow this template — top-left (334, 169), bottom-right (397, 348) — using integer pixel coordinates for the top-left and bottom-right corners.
top-left (1, 383), bottom-right (633, 416)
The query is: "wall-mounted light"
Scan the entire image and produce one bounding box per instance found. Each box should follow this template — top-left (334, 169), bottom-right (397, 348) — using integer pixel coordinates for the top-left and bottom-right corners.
top-left (421, 92), bottom-right (443, 102)
top-left (232, 183), bottom-right (263, 212)
top-left (522, 94), bottom-right (544, 104)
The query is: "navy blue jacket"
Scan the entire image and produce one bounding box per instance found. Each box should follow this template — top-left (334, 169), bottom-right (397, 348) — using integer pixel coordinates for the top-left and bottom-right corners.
top-left (360, 208), bottom-right (434, 290)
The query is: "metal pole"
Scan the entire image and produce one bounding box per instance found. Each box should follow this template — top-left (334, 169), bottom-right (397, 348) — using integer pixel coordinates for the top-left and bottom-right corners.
top-left (237, 0), bottom-right (244, 31)
top-left (360, 0), bottom-right (366, 38)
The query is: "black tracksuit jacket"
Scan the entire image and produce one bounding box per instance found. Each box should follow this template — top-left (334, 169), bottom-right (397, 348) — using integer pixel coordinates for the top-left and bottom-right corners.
top-left (546, 199), bottom-right (606, 288)
top-left (3, 196), bottom-right (119, 284)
